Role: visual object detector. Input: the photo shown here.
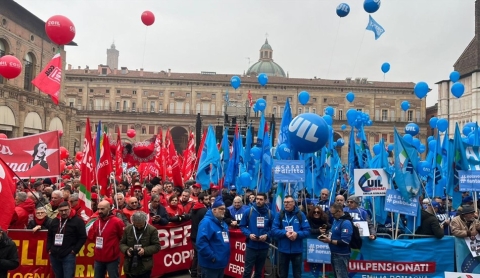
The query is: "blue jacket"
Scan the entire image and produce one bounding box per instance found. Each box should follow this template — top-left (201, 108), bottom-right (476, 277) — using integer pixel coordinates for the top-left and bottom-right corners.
top-left (329, 214), bottom-right (353, 255)
top-left (227, 205), bottom-right (250, 222)
top-left (239, 204), bottom-right (272, 250)
top-left (196, 210), bottom-right (230, 269)
top-left (271, 207), bottom-right (310, 254)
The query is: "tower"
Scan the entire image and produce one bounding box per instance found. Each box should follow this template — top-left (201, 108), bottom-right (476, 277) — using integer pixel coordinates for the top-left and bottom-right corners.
top-left (106, 43), bottom-right (119, 70)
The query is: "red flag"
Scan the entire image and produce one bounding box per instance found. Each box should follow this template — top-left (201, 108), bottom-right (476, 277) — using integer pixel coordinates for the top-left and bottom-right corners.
top-left (115, 128), bottom-right (123, 181)
top-left (182, 132), bottom-right (196, 181)
top-left (31, 53), bottom-right (61, 105)
top-left (165, 129), bottom-right (183, 187)
top-left (79, 118), bottom-right (96, 217)
top-left (142, 187), bottom-right (150, 215)
top-left (98, 134), bottom-right (113, 197)
top-left (153, 128), bottom-right (164, 181)
top-left (247, 90), bottom-right (253, 108)
top-left (0, 157), bottom-right (17, 229)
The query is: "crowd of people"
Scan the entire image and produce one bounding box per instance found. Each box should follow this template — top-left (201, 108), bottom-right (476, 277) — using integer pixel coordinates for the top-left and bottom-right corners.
top-left (2, 173), bottom-right (480, 278)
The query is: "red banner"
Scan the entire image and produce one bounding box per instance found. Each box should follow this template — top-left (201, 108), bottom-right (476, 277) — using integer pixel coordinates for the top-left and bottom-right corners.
top-left (0, 131), bottom-right (60, 179)
top-left (226, 229), bottom-right (246, 278)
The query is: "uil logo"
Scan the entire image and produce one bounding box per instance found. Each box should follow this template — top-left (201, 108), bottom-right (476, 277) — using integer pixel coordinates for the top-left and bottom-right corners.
top-left (288, 116), bottom-right (319, 143)
top-left (358, 170), bottom-right (383, 192)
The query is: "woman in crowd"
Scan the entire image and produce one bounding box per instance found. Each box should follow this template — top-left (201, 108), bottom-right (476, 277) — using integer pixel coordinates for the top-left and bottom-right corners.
top-left (307, 205), bottom-right (331, 235)
top-left (27, 207), bottom-right (52, 232)
top-left (166, 195), bottom-right (185, 222)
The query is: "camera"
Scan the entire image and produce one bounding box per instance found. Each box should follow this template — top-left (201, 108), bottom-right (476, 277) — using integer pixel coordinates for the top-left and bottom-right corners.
top-left (131, 247), bottom-right (140, 268)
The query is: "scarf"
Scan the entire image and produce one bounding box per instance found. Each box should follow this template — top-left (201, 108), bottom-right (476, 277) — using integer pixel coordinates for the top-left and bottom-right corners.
top-left (35, 217), bottom-right (46, 226)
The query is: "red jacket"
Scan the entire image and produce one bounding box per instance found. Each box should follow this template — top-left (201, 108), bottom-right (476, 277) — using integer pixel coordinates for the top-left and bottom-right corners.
top-left (87, 214), bottom-right (125, 262)
top-left (166, 205), bottom-right (184, 217)
top-left (10, 199), bottom-right (36, 229)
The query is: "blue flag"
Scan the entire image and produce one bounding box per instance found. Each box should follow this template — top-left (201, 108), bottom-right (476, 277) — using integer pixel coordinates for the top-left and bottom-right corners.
top-left (369, 139), bottom-right (391, 225)
top-left (366, 15), bottom-right (385, 40)
top-left (220, 127), bottom-right (230, 178)
top-left (393, 128), bottom-right (421, 201)
top-left (277, 98), bottom-right (292, 146)
top-left (259, 130), bottom-right (272, 193)
top-left (257, 112), bottom-right (266, 146)
top-left (348, 127), bottom-right (361, 196)
top-left (225, 126), bottom-right (240, 187)
top-left (196, 125), bottom-right (221, 190)
top-left (450, 124), bottom-right (469, 209)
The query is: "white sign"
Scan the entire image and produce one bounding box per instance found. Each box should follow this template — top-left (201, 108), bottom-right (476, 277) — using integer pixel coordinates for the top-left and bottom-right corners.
top-left (445, 272), bottom-right (480, 278)
top-left (354, 168), bottom-right (390, 196)
top-left (354, 221), bottom-right (370, 237)
top-left (464, 234), bottom-right (480, 258)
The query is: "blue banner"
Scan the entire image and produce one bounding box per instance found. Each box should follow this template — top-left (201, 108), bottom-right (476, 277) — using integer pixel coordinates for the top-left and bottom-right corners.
top-left (458, 170), bottom-right (480, 191)
top-left (273, 160), bottom-right (305, 183)
top-left (384, 189), bottom-right (419, 216)
top-left (306, 239), bottom-right (331, 264)
top-left (455, 237), bottom-right (480, 273)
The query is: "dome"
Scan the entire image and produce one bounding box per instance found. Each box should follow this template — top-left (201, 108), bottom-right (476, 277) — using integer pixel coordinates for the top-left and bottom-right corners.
top-left (247, 60), bottom-right (286, 77)
top-left (261, 39), bottom-right (272, 50)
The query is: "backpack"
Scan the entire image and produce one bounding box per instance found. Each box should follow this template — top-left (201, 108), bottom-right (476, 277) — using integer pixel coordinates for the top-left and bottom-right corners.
top-left (341, 218), bottom-right (363, 250)
top-left (279, 210), bottom-right (303, 228)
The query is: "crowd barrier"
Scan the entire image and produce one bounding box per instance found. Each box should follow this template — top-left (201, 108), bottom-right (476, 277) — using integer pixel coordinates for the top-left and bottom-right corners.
top-left (6, 223), bottom-right (479, 278)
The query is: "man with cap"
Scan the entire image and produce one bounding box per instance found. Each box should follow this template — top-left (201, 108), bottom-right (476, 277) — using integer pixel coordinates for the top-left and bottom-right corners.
top-left (197, 197), bottom-right (230, 278)
top-left (343, 196), bottom-right (376, 240)
top-left (451, 205), bottom-right (480, 239)
top-left (222, 185), bottom-right (237, 208)
top-left (0, 228), bottom-right (19, 277)
top-left (190, 183), bottom-right (201, 202)
top-left (209, 183), bottom-right (220, 198)
top-left (416, 201), bottom-right (444, 239)
top-left (132, 183), bottom-right (143, 201)
top-left (225, 196), bottom-right (249, 228)
top-left (33, 181), bottom-right (47, 207)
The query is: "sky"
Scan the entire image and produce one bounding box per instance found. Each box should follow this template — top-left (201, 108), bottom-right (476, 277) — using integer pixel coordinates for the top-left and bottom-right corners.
top-left (15, 0), bottom-right (476, 107)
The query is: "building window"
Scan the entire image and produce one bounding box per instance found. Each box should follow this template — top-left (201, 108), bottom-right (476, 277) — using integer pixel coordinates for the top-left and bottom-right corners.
top-left (186, 93), bottom-right (190, 98)
top-left (273, 107), bottom-right (277, 115)
top-left (212, 93), bottom-right (216, 98)
top-left (375, 134), bottom-right (379, 142)
top-left (197, 92), bottom-right (201, 97)
top-left (382, 134), bottom-right (388, 141)
top-left (142, 126), bottom-right (146, 134)
top-left (407, 110), bottom-right (413, 122)
top-left (382, 110), bottom-right (388, 121)
top-left (298, 108), bottom-right (302, 114)
top-left (171, 92), bottom-right (175, 97)
top-left (357, 108), bottom-right (363, 112)
top-left (116, 101), bottom-right (120, 110)
top-left (143, 91), bottom-right (148, 96)
top-left (117, 90), bottom-right (120, 94)
top-left (90, 89), bottom-right (94, 93)
top-left (132, 102), bottom-right (136, 111)
top-left (323, 98), bottom-right (327, 103)
top-left (159, 92), bottom-right (163, 96)
top-left (338, 109), bottom-right (343, 120)
top-left (263, 96), bottom-right (267, 100)
top-left (76, 125), bottom-right (80, 132)
top-left (106, 89), bottom-right (110, 94)
top-left (273, 96), bottom-right (277, 101)
top-left (23, 52), bottom-right (35, 91)
top-left (79, 88), bottom-right (83, 92)
top-left (123, 100), bottom-right (127, 110)
top-left (150, 101), bottom-right (155, 112)
top-left (101, 68), bottom-right (107, 75)
top-left (133, 90), bottom-right (137, 95)
top-left (312, 108), bottom-right (316, 114)
top-left (390, 134), bottom-right (394, 142)
top-left (288, 97), bottom-right (292, 101)
top-left (313, 98), bottom-right (317, 102)
top-left (149, 126), bottom-right (155, 134)
top-left (121, 125), bottom-right (128, 133)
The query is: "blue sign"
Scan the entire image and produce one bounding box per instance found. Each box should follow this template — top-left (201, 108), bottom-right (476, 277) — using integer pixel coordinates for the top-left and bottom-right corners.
top-left (273, 160), bottom-right (305, 183)
top-left (306, 239), bottom-right (331, 264)
top-left (458, 170), bottom-right (480, 191)
top-left (384, 189), bottom-right (419, 216)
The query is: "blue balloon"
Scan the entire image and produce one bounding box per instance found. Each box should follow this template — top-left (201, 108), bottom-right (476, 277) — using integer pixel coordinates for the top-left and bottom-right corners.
top-left (401, 101), bottom-right (410, 111)
top-left (341, 124), bottom-right (346, 130)
top-left (323, 115), bottom-right (333, 126)
top-left (427, 136), bottom-right (434, 143)
top-left (252, 103), bottom-right (258, 113)
top-left (414, 81), bottom-right (429, 99)
top-left (277, 143), bottom-right (291, 159)
top-left (403, 134), bottom-right (413, 144)
top-left (336, 3), bottom-right (350, 17)
top-left (346, 92), bottom-right (355, 103)
top-left (255, 98), bottom-right (266, 112)
top-left (363, 0), bottom-right (381, 13)
top-left (451, 82), bottom-right (465, 98)
top-left (404, 123), bottom-right (419, 136)
top-left (325, 106), bottom-right (334, 116)
top-left (251, 146), bottom-right (261, 160)
top-left (366, 120), bottom-right (373, 126)
top-left (288, 113), bottom-right (329, 153)
top-left (418, 144), bottom-right (426, 154)
top-left (257, 73), bottom-right (268, 86)
top-left (239, 172), bottom-right (252, 187)
top-left (428, 140), bottom-right (437, 152)
top-left (346, 109), bottom-right (358, 126)
top-left (336, 138), bottom-right (345, 147)
top-left (469, 133), bottom-right (476, 145)
top-left (373, 144), bottom-right (381, 155)
top-left (417, 161), bottom-right (431, 177)
top-left (298, 91), bottom-right (310, 105)
top-left (463, 122), bottom-right (476, 136)
top-left (463, 136), bottom-right (470, 144)
top-left (412, 138), bottom-right (421, 149)
top-left (230, 76), bottom-right (241, 89)
top-left (333, 142), bottom-right (337, 148)
top-left (387, 144), bottom-right (394, 152)
top-left (429, 117), bottom-right (438, 129)
top-left (436, 118), bottom-right (448, 132)
top-left (450, 71), bottom-right (460, 83)
top-left (381, 62), bottom-right (390, 73)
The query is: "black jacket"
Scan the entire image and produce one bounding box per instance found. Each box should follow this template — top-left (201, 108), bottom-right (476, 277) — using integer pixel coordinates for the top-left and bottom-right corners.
top-left (222, 193), bottom-right (235, 208)
top-left (150, 204), bottom-right (169, 226)
top-left (0, 234), bottom-right (19, 278)
top-left (416, 210), bottom-right (444, 239)
top-left (27, 217), bottom-right (53, 230)
top-left (47, 214), bottom-right (87, 258)
top-left (191, 204), bottom-right (208, 241)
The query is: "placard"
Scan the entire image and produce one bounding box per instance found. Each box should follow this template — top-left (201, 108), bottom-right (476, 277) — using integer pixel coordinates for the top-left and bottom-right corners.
top-left (354, 169), bottom-right (390, 196)
top-left (384, 189), bottom-right (419, 216)
top-left (273, 160), bottom-right (305, 183)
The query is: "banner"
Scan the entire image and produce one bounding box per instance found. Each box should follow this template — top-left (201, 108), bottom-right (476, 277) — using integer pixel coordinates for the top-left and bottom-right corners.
top-left (225, 228), bottom-right (249, 278)
top-left (273, 160), bottom-right (305, 183)
top-left (445, 272), bottom-right (480, 277)
top-left (154, 222), bottom-right (193, 276)
top-left (458, 170), bottom-right (480, 191)
top-left (0, 131), bottom-right (60, 178)
top-left (353, 169), bottom-right (390, 196)
top-left (384, 189), bottom-right (419, 216)
top-left (306, 239), bottom-right (330, 264)
top-left (455, 236), bottom-right (480, 273)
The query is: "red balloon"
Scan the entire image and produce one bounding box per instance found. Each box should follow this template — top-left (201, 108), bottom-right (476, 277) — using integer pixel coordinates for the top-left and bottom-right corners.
top-left (58, 130), bottom-right (64, 137)
top-left (60, 146), bottom-right (69, 160)
top-left (127, 129), bottom-right (136, 138)
top-left (45, 15), bottom-right (76, 45)
top-left (0, 133), bottom-right (7, 139)
top-left (60, 160), bottom-right (66, 170)
top-left (0, 55), bottom-right (22, 79)
top-left (75, 151), bottom-right (83, 161)
top-left (141, 11), bottom-right (155, 26)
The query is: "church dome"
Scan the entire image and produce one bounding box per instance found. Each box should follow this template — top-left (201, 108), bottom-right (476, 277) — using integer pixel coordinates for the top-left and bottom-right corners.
top-left (246, 39), bottom-right (286, 78)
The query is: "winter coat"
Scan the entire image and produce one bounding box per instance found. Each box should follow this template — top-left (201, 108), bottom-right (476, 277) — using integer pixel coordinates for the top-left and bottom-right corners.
top-left (27, 216), bottom-right (52, 230)
top-left (239, 204), bottom-right (272, 250)
top-left (196, 210), bottom-right (230, 269)
top-left (10, 199), bottom-right (36, 229)
top-left (271, 207), bottom-right (310, 254)
top-left (451, 215), bottom-right (480, 238)
top-left (87, 214), bottom-right (125, 262)
top-left (47, 212), bottom-right (87, 258)
top-left (191, 202), bottom-right (207, 241)
top-left (416, 210), bottom-right (444, 239)
top-left (0, 234), bottom-right (19, 278)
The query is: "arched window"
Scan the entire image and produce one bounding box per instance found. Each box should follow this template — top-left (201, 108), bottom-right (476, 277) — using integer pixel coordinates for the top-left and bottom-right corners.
top-left (0, 40), bottom-right (7, 84)
top-left (24, 52), bottom-right (35, 91)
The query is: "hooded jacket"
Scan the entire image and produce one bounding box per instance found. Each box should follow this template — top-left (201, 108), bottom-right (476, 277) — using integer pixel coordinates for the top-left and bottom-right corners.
top-left (88, 213), bottom-right (125, 262)
top-left (0, 233), bottom-right (19, 278)
top-left (10, 199), bottom-right (36, 229)
top-left (271, 206), bottom-right (310, 254)
top-left (196, 210), bottom-right (230, 269)
top-left (191, 202), bottom-right (207, 240)
top-left (239, 204), bottom-right (272, 250)
top-left (47, 210), bottom-right (87, 258)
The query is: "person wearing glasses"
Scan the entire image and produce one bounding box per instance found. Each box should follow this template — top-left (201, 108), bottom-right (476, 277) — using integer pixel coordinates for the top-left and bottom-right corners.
top-left (239, 193), bottom-right (272, 278)
top-left (306, 206), bottom-right (331, 236)
top-left (197, 197), bottom-right (230, 278)
top-left (272, 195), bottom-right (311, 278)
top-left (123, 197), bottom-right (141, 223)
top-left (27, 207), bottom-right (52, 232)
top-left (343, 196), bottom-right (376, 240)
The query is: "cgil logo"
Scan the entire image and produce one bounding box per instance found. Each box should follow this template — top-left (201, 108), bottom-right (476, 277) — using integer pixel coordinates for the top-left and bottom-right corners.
top-left (288, 116), bottom-right (319, 143)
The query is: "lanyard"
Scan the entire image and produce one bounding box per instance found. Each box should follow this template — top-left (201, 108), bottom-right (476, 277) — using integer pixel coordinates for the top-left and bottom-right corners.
top-left (285, 214), bottom-right (294, 226)
top-left (58, 219), bottom-right (68, 234)
top-left (133, 224), bottom-right (147, 244)
top-left (98, 219), bottom-right (110, 237)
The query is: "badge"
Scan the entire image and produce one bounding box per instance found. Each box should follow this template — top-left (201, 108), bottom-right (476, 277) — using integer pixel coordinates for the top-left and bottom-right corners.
top-left (134, 244), bottom-right (142, 250)
top-left (54, 234), bottom-right (64, 246)
top-left (95, 237), bottom-right (104, 249)
top-left (257, 217), bottom-right (265, 228)
top-left (285, 226), bottom-right (294, 232)
top-left (222, 232), bottom-right (229, 243)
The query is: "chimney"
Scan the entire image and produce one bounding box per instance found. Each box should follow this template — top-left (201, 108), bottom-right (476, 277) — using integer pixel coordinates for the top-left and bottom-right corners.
top-left (114, 68), bottom-right (117, 75)
top-left (168, 68), bottom-right (171, 77)
top-left (140, 68), bottom-right (144, 77)
top-left (68, 64), bottom-right (72, 70)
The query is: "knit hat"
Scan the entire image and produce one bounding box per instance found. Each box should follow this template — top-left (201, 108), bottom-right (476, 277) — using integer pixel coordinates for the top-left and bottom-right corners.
top-left (347, 195), bottom-right (361, 204)
top-left (43, 178), bottom-right (52, 186)
top-left (211, 196), bottom-right (225, 209)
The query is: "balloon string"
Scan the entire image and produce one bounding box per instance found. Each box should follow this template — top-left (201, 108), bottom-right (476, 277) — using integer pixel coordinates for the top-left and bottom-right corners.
top-left (141, 26), bottom-right (148, 69)
top-left (325, 18), bottom-right (342, 79)
top-left (351, 29), bottom-right (366, 79)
